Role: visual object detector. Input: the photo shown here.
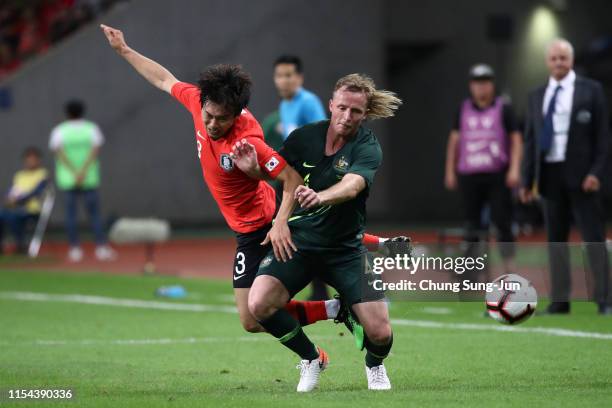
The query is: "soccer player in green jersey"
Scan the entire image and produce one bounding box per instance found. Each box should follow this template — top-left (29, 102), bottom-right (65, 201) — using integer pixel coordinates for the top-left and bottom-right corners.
top-left (233, 74), bottom-right (402, 391)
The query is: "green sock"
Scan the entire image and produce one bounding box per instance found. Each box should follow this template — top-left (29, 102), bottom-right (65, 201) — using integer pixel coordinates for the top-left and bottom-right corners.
top-left (364, 333), bottom-right (393, 368)
top-left (259, 309), bottom-right (319, 361)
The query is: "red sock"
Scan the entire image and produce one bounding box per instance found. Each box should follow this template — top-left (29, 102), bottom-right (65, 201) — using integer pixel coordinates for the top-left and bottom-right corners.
top-left (363, 233), bottom-right (381, 252)
top-left (284, 300), bottom-right (328, 326)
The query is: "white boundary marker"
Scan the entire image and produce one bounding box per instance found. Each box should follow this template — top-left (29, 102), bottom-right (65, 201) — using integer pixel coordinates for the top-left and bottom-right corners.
top-left (2, 291), bottom-right (612, 341)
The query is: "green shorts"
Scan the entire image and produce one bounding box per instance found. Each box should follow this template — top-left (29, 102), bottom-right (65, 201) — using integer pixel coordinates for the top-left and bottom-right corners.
top-left (257, 249), bottom-right (384, 306)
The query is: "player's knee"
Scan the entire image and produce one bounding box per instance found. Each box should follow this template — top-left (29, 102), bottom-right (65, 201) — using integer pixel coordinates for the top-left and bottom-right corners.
top-left (241, 320), bottom-right (264, 333)
top-left (247, 294), bottom-right (274, 320)
top-left (366, 324), bottom-right (392, 345)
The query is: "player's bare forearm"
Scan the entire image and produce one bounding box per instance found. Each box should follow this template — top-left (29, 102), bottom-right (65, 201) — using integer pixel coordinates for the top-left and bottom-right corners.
top-left (121, 48), bottom-right (178, 93)
top-left (262, 166), bottom-right (301, 261)
top-left (508, 131), bottom-right (522, 173)
top-left (275, 166), bottom-right (302, 222)
top-left (318, 173), bottom-right (366, 206)
top-left (445, 130), bottom-right (459, 176)
top-left (100, 24), bottom-right (178, 93)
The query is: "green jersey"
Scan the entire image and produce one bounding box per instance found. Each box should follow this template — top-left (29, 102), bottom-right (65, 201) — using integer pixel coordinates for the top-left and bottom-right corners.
top-left (49, 119), bottom-right (104, 190)
top-left (280, 120), bottom-right (382, 252)
top-left (261, 111), bottom-right (284, 152)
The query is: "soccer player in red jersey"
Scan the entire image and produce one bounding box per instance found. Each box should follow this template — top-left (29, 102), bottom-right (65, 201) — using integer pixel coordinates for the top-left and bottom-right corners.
top-left (100, 24), bottom-right (409, 334)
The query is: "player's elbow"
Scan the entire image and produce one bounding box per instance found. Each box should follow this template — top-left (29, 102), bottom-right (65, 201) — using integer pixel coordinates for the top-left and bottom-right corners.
top-left (345, 187), bottom-right (360, 200)
top-left (277, 165), bottom-right (303, 186)
top-left (344, 175), bottom-right (366, 199)
top-left (159, 77), bottom-right (178, 94)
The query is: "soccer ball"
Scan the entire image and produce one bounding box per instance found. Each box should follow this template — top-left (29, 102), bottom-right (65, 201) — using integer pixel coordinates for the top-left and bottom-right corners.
top-left (485, 274), bottom-right (537, 325)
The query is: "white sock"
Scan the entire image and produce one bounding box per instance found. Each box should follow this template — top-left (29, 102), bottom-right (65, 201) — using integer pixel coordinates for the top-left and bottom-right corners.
top-left (377, 237), bottom-right (390, 256)
top-left (325, 299), bottom-right (340, 319)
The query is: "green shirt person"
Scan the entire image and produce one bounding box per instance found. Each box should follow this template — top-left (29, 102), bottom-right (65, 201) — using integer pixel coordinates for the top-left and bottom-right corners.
top-left (49, 100), bottom-right (115, 262)
top-left (49, 109), bottom-right (103, 190)
top-left (261, 110), bottom-right (284, 152)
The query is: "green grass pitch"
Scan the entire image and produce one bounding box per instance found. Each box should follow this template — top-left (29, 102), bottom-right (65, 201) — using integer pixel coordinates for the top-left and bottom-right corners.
top-left (1, 269), bottom-right (611, 407)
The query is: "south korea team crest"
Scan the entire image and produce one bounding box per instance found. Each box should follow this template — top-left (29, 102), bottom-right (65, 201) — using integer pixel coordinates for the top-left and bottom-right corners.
top-left (220, 153), bottom-right (234, 171)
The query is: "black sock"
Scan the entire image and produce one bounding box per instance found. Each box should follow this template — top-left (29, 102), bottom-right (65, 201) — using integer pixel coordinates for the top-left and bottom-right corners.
top-left (364, 333), bottom-right (393, 368)
top-left (259, 309), bottom-right (319, 361)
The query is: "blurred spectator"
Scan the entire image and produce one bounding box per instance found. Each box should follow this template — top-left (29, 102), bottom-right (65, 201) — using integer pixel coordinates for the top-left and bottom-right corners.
top-left (444, 64), bottom-right (523, 274)
top-left (273, 55), bottom-right (326, 140)
top-left (49, 99), bottom-right (116, 262)
top-left (17, 7), bottom-right (46, 59)
top-left (0, 0), bottom-right (122, 82)
top-left (272, 55), bottom-right (328, 300)
top-left (49, 1), bottom-right (94, 44)
top-left (0, 43), bottom-right (20, 81)
top-left (0, 147), bottom-right (48, 255)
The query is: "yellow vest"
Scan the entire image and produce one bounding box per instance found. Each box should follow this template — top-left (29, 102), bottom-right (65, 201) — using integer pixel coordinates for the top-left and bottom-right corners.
top-left (10, 168), bottom-right (48, 214)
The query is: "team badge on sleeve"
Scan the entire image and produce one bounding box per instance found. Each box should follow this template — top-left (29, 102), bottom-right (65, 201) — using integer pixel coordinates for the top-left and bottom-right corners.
top-left (265, 156), bottom-right (280, 172)
top-left (220, 154), bottom-right (234, 171)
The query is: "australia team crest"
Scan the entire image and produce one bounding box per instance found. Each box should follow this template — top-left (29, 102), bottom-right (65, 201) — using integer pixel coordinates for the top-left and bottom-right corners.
top-left (334, 155), bottom-right (349, 171)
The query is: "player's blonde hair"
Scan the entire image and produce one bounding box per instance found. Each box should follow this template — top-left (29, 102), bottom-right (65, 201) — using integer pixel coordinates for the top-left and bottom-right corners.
top-left (334, 73), bottom-right (402, 120)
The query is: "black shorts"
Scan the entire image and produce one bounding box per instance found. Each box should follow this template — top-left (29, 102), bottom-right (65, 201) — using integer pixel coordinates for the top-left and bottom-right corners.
top-left (257, 249), bottom-right (384, 305)
top-left (232, 224), bottom-right (272, 288)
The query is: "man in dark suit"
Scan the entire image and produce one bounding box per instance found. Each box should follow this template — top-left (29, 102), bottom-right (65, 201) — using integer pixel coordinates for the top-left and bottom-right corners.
top-left (520, 39), bottom-right (611, 315)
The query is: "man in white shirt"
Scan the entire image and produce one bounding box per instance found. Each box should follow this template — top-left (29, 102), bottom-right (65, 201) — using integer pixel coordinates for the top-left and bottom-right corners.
top-left (520, 39), bottom-right (611, 315)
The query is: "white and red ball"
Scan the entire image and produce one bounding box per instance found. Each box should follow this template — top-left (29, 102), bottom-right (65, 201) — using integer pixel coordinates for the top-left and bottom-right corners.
top-left (485, 274), bottom-right (537, 325)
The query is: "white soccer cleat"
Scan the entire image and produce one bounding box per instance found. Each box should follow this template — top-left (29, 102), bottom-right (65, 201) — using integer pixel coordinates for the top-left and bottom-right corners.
top-left (366, 364), bottom-right (391, 390)
top-left (296, 347), bottom-right (329, 392)
top-left (67, 246), bottom-right (83, 262)
top-left (95, 245), bottom-right (117, 261)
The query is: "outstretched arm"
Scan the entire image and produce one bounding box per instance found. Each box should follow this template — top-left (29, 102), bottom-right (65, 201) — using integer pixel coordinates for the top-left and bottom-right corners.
top-left (100, 24), bottom-right (178, 94)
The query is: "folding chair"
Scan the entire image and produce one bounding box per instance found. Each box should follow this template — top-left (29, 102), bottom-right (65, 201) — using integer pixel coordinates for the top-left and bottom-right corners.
top-left (28, 187), bottom-right (55, 258)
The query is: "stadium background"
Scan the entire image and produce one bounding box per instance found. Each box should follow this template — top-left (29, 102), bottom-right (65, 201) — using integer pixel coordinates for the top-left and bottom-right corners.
top-left (2, 0), bottom-right (611, 226)
top-left (1, 1), bottom-right (612, 406)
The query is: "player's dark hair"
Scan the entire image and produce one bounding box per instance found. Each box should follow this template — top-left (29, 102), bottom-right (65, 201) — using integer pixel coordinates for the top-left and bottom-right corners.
top-left (198, 64), bottom-right (252, 117)
top-left (273, 55), bottom-right (303, 74)
top-left (65, 99), bottom-right (85, 119)
top-left (22, 146), bottom-right (42, 159)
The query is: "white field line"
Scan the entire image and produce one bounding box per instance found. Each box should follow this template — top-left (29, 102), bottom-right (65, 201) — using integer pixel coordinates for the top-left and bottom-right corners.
top-left (0, 335), bottom-right (341, 347)
top-left (421, 307), bottom-right (453, 315)
top-left (390, 319), bottom-right (612, 340)
top-left (0, 291), bottom-right (238, 313)
top-left (2, 291), bottom-right (612, 341)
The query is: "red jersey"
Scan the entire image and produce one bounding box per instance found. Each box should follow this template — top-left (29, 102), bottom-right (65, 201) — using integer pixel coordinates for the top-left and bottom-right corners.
top-left (171, 82), bottom-right (286, 233)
